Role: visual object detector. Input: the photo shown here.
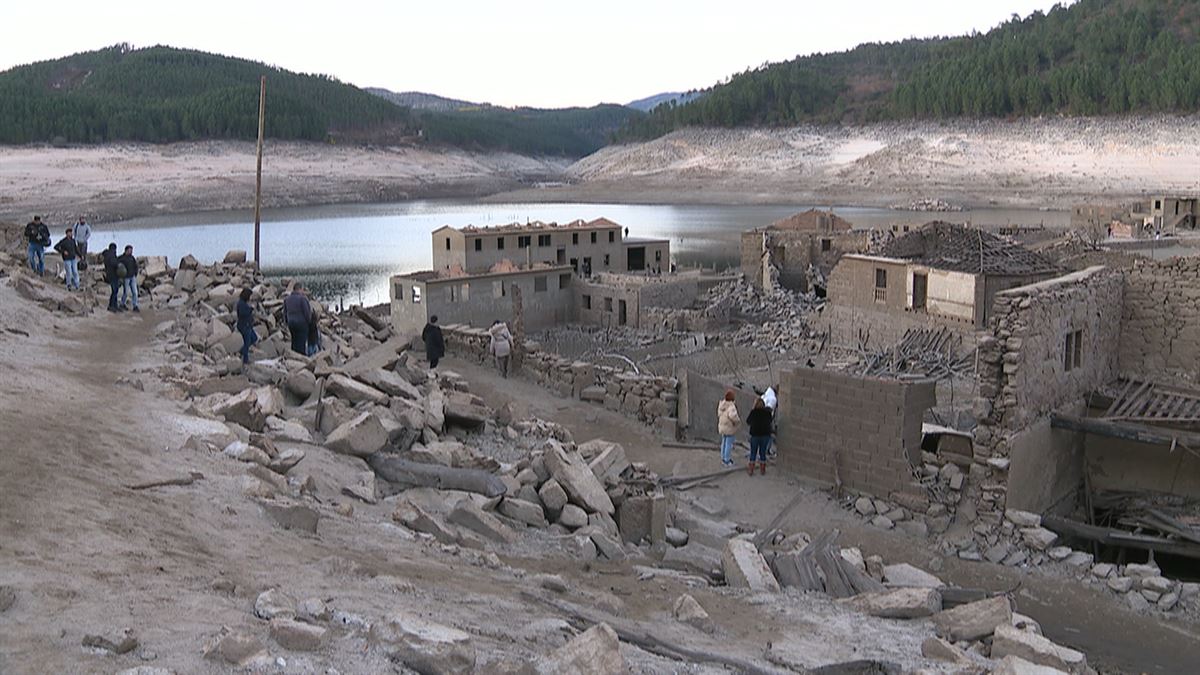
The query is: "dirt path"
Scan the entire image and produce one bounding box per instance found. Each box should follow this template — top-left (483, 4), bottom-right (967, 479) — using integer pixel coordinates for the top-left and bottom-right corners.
top-left (444, 354), bottom-right (1200, 675)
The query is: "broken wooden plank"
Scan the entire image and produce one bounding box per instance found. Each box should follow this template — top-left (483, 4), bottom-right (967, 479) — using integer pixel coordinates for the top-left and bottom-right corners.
top-left (126, 471), bottom-right (205, 490)
top-left (1050, 413), bottom-right (1200, 449)
top-left (1042, 515), bottom-right (1200, 560)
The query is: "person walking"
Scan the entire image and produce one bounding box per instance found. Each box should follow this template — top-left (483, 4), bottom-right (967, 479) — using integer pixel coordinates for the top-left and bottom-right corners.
top-left (74, 217), bottom-right (92, 265)
top-left (236, 288), bottom-right (258, 364)
top-left (422, 315), bottom-right (444, 369)
top-left (306, 318), bottom-right (322, 357)
top-left (102, 243), bottom-right (121, 312)
top-left (117, 245), bottom-right (140, 312)
top-left (488, 320), bottom-right (513, 378)
top-left (24, 215), bottom-right (50, 276)
top-left (746, 397), bottom-right (774, 476)
top-left (762, 383), bottom-right (778, 458)
top-left (53, 228), bottom-right (81, 291)
top-left (284, 283), bottom-right (314, 355)
top-left (717, 390), bottom-right (740, 467)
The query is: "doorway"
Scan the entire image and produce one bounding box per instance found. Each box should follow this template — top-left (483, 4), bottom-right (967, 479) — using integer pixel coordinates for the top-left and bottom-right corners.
top-left (557, 247), bottom-right (566, 265)
top-left (626, 247), bottom-right (646, 271)
top-left (912, 273), bottom-right (928, 311)
top-left (618, 299), bottom-right (627, 326)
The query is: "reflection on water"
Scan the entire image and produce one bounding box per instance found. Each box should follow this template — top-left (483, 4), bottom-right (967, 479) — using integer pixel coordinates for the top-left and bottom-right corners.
top-left (101, 201), bottom-right (1070, 307)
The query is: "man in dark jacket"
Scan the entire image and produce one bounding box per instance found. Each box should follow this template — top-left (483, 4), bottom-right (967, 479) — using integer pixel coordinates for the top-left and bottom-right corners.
top-left (102, 243), bottom-right (121, 312)
top-left (117, 245), bottom-right (140, 312)
top-left (53, 228), bottom-right (81, 291)
top-left (421, 315), bottom-right (445, 369)
top-left (284, 283), bottom-right (314, 355)
top-left (24, 215), bottom-right (50, 276)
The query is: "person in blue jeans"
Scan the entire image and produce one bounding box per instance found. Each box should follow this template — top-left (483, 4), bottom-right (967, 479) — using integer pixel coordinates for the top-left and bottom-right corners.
top-left (53, 228), bottom-right (81, 290)
top-left (716, 389), bottom-right (740, 467)
top-left (117, 245), bottom-right (140, 312)
top-left (236, 288), bottom-right (258, 364)
top-left (746, 397), bottom-right (774, 476)
top-left (102, 243), bottom-right (121, 312)
top-left (24, 216), bottom-right (50, 275)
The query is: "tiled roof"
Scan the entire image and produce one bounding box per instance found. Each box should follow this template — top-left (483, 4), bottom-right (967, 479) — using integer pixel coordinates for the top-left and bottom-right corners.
top-left (877, 222), bottom-right (1061, 276)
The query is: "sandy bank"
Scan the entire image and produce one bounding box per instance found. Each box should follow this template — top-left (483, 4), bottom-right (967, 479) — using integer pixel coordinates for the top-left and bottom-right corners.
top-left (494, 116), bottom-right (1200, 209)
top-left (0, 141), bottom-right (569, 224)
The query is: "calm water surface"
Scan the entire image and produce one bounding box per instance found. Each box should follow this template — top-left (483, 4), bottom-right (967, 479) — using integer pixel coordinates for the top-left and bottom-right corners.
top-left (99, 201), bottom-right (1068, 306)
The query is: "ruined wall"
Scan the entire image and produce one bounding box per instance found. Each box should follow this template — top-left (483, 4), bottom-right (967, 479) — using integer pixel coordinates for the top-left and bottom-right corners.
top-left (823, 304), bottom-right (980, 351)
top-left (638, 278), bottom-right (699, 309)
top-left (390, 277), bottom-right (430, 339)
top-left (1120, 257), bottom-right (1200, 378)
top-left (973, 266), bottom-right (1123, 516)
top-left (742, 229), bottom-right (871, 291)
top-left (456, 226), bottom-right (624, 275)
top-left (391, 269), bottom-right (574, 340)
top-left (777, 367), bottom-right (935, 500)
top-left (574, 281), bottom-right (640, 328)
top-left (680, 370), bottom-right (759, 443)
top-left (442, 325), bottom-right (679, 436)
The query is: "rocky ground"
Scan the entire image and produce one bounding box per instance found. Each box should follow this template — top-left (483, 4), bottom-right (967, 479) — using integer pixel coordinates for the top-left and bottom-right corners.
top-left (1, 250), bottom-right (1200, 674)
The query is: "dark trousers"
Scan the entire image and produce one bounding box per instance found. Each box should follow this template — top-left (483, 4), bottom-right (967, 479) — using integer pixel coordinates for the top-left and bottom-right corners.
top-left (239, 325), bottom-right (258, 363)
top-left (428, 356), bottom-right (440, 369)
top-left (107, 279), bottom-right (120, 309)
top-left (288, 320), bottom-right (308, 355)
top-left (749, 435), bottom-right (771, 462)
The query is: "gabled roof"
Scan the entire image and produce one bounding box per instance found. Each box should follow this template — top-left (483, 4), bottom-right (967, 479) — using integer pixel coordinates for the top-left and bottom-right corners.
top-left (765, 209), bottom-right (853, 233)
top-left (877, 222), bottom-right (1061, 276)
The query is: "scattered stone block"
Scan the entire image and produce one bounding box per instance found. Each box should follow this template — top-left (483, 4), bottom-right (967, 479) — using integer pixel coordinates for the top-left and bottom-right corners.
top-left (617, 494), bottom-right (666, 544)
top-left (920, 636), bottom-right (972, 664)
top-left (932, 595), bottom-right (1011, 641)
top-left (260, 500), bottom-right (320, 534)
top-left (538, 479), bottom-right (569, 516)
top-left (1107, 576), bottom-right (1134, 593)
top-left (325, 412), bottom-right (389, 457)
top-left (1021, 527), bottom-right (1057, 551)
top-left (722, 538), bottom-right (779, 592)
top-left (447, 499), bottom-right (515, 544)
top-left (882, 563), bottom-right (944, 588)
top-left (270, 618), bottom-right (326, 651)
top-left (82, 629), bottom-right (138, 654)
top-left (254, 588), bottom-right (297, 620)
top-left (992, 655), bottom-right (1071, 674)
top-left (543, 441), bottom-right (614, 515)
top-left (204, 630), bottom-right (269, 667)
top-left (499, 498), bottom-right (548, 528)
top-left (848, 587), bottom-right (942, 619)
top-left (1047, 546), bottom-right (1072, 561)
top-left (369, 612), bottom-right (476, 675)
top-left (992, 624), bottom-right (1087, 673)
top-left (536, 623), bottom-right (624, 675)
top-left (673, 594), bottom-right (714, 632)
top-left (1005, 510), bottom-right (1042, 528)
top-left (326, 373), bottom-right (389, 406)
top-left (557, 504), bottom-right (588, 529)
top-left (1123, 562), bottom-right (1160, 578)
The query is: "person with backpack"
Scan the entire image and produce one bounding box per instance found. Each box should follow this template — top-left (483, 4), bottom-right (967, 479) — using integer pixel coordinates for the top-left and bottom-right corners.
top-left (74, 217), bottom-right (92, 265)
top-left (283, 283), bottom-right (314, 355)
top-left (236, 288), bottom-right (258, 364)
top-left (53, 228), bottom-right (81, 291)
top-left (117, 245), bottom-right (140, 312)
top-left (24, 215), bottom-right (50, 276)
top-left (422, 315), bottom-right (444, 369)
top-left (102, 243), bottom-right (121, 312)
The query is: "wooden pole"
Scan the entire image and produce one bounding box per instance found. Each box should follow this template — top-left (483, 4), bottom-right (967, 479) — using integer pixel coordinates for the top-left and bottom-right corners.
top-left (253, 75), bottom-right (266, 267)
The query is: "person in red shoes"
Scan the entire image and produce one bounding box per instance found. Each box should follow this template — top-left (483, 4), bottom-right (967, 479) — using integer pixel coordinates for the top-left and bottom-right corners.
top-left (746, 397), bottom-right (774, 476)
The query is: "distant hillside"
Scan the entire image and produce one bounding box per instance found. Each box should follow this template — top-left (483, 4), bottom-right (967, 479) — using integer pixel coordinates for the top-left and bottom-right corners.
top-left (367, 88), bottom-right (643, 157)
top-left (0, 44), bottom-right (414, 144)
top-left (626, 91), bottom-right (703, 112)
top-left (620, 0), bottom-right (1200, 140)
top-left (365, 88), bottom-right (477, 111)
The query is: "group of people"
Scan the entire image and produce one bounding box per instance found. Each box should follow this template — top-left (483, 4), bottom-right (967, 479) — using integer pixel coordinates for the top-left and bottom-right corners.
top-left (234, 283), bottom-right (323, 366)
top-left (716, 383), bottom-right (778, 475)
top-left (417, 315), bottom-right (513, 378)
top-left (25, 214), bottom-right (140, 312)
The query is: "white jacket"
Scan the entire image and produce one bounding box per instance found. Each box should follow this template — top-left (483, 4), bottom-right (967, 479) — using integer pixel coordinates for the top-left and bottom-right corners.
top-left (489, 323), bottom-right (513, 358)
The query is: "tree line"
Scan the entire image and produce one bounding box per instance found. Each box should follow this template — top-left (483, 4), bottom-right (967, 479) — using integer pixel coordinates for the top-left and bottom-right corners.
top-left (619, 0), bottom-right (1200, 141)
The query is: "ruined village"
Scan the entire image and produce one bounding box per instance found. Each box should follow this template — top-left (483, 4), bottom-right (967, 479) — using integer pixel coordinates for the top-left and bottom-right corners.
top-left (1, 192), bottom-right (1199, 675)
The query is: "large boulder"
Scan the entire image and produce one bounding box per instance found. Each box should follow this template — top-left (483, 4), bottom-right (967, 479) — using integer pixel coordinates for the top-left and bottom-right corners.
top-left (223, 249), bottom-right (247, 264)
top-left (443, 391), bottom-right (491, 428)
top-left (447, 499), bottom-right (515, 544)
top-left (536, 623), bottom-right (624, 675)
top-left (368, 612), bottom-right (476, 675)
top-left (882, 563), bottom-right (945, 588)
top-left (141, 255), bottom-right (169, 279)
top-left (722, 538), bottom-right (780, 592)
top-left (212, 389), bottom-right (266, 432)
top-left (932, 595), bottom-right (1011, 641)
top-left (326, 374), bottom-right (389, 406)
top-left (543, 441), bottom-right (614, 515)
top-left (588, 443), bottom-right (630, 484)
top-left (499, 498), bottom-right (548, 528)
top-left (325, 412), bottom-right (389, 457)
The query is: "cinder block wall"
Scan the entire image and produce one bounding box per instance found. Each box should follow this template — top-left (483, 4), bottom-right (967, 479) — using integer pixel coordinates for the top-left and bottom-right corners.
top-left (777, 367), bottom-right (935, 498)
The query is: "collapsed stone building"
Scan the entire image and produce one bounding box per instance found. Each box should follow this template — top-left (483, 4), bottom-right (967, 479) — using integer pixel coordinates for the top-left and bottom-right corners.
top-left (739, 209), bottom-right (873, 293)
top-left (1071, 196), bottom-right (1199, 239)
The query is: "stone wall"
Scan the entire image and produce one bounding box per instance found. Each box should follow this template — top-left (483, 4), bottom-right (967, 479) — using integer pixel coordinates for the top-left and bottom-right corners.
top-left (973, 266), bottom-right (1123, 516)
top-left (823, 304), bottom-right (979, 351)
top-left (777, 367), bottom-right (935, 500)
top-left (441, 324), bottom-right (679, 436)
top-left (1120, 257), bottom-right (1200, 378)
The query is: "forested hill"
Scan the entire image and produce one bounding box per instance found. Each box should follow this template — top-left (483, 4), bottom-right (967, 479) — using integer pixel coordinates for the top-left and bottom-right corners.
top-left (0, 44), bottom-right (414, 144)
top-left (619, 0), bottom-right (1200, 140)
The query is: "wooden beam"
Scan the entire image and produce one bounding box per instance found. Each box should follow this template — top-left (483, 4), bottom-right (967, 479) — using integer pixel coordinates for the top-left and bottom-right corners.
top-left (1050, 413), bottom-right (1200, 449)
top-left (1042, 515), bottom-right (1200, 560)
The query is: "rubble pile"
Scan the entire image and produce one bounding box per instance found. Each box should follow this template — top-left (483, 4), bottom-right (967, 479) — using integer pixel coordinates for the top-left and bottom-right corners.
top-left (703, 278), bottom-right (827, 355)
top-left (893, 198), bottom-right (963, 212)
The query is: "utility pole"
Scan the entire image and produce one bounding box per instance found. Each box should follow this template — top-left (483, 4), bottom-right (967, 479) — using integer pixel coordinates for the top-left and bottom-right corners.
top-left (253, 75), bottom-right (266, 267)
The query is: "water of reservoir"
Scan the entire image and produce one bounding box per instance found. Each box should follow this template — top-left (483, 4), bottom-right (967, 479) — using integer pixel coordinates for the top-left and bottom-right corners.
top-left (98, 201), bottom-right (1069, 307)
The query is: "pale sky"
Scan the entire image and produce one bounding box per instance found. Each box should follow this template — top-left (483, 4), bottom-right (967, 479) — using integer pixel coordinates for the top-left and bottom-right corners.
top-left (4, 0), bottom-right (1069, 109)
